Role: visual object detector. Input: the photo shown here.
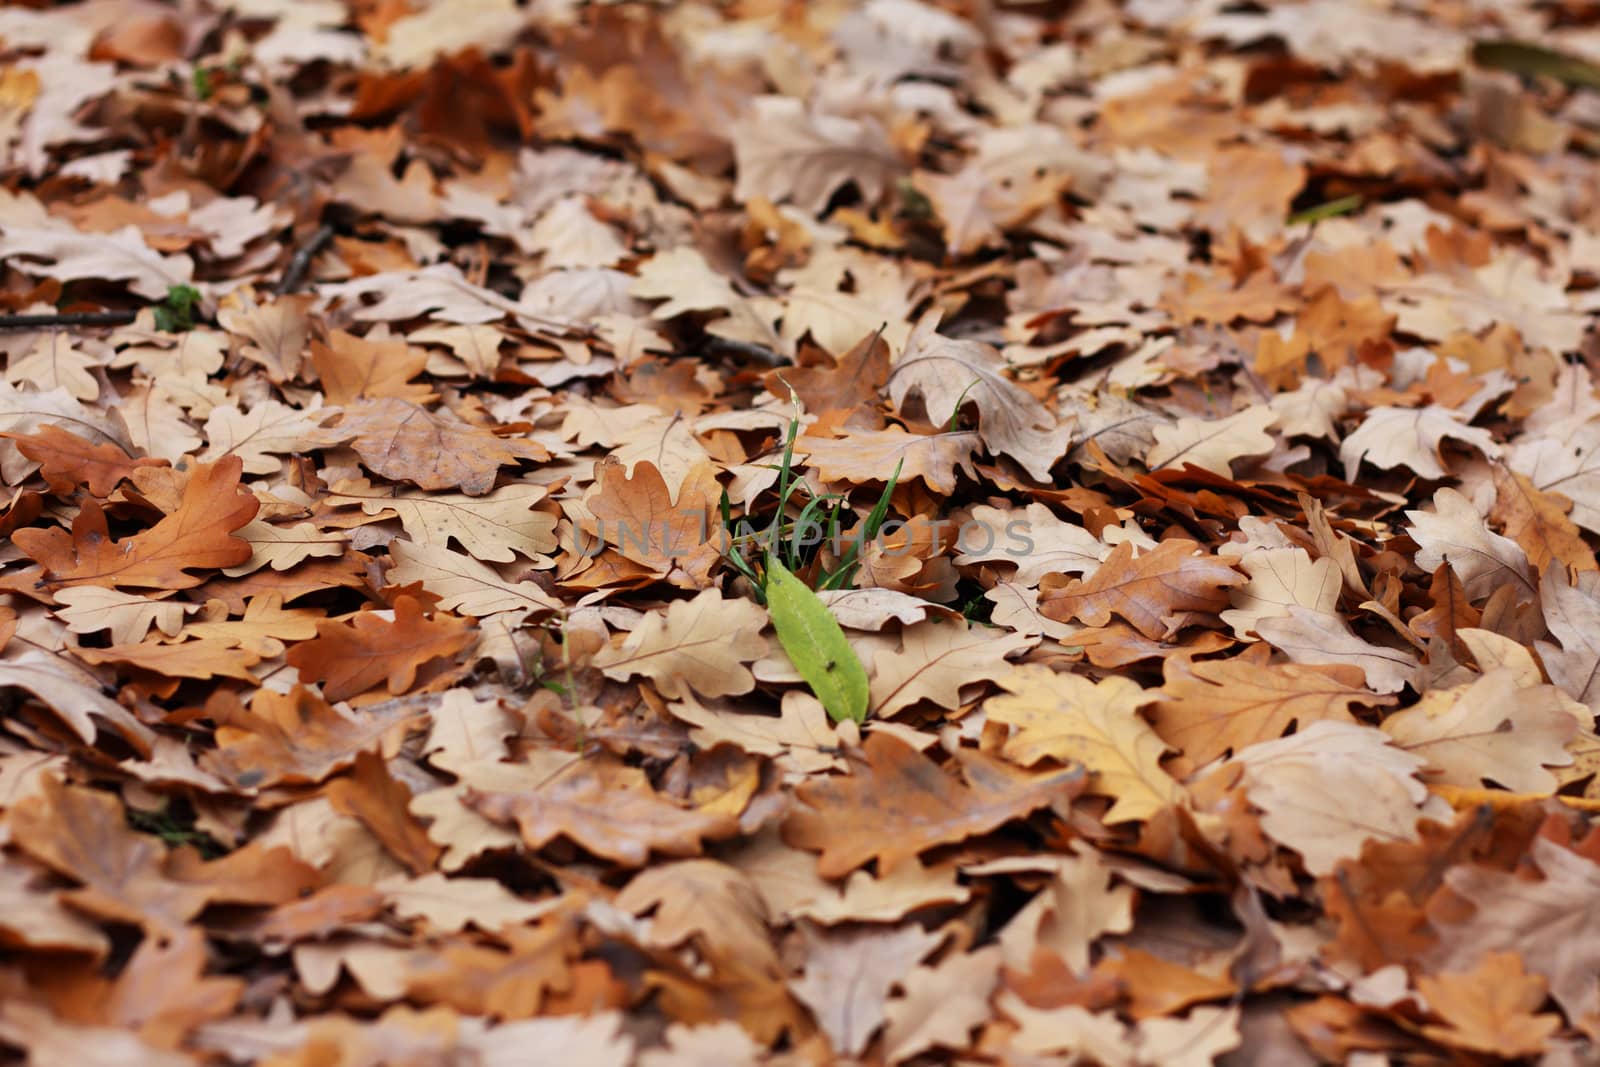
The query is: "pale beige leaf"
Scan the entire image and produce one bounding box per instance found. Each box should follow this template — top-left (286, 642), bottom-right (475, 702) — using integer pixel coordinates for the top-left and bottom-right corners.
top-left (732, 95), bottom-right (903, 213)
top-left (1340, 405), bottom-right (1499, 482)
top-left (222, 519), bottom-right (347, 576)
top-left (5, 333), bottom-right (100, 401)
top-left (870, 619), bottom-right (1035, 717)
top-left (789, 922), bottom-right (942, 1057)
top-left (381, 872), bottom-right (559, 934)
top-left (1220, 547), bottom-right (1341, 639)
top-left (385, 540), bottom-right (558, 618)
top-left (1228, 721), bottom-right (1446, 875)
top-left (329, 481), bottom-right (556, 564)
top-left (882, 946), bottom-right (1002, 1065)
top-left (666, 691), bottom-right (846, 778)
top-left (53, 587), bottom-right (188, 646)
top-left (888, 312), bottom-right (1071, 482)
top-left (423, 690), bottom-right (518, 773)
top-left (0, 224), bottom-right (193, 299)
top-left (1255, 606), bottom-right (1418, 694)
top-left (1407, 486), bottom-right (1535, 602)
top-left (1380, 669), bottom-right (1579, 792)
top-left (1146, 405), bottom-right (1278, 477)
top-left (592, 590), bottom-right (769, 700)
top-left (986, 666), bottom-right (1179, 824)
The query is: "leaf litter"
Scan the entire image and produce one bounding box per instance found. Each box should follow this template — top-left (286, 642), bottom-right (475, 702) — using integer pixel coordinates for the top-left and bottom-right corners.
top-left (0, 1), bottom-right (1598, 1063)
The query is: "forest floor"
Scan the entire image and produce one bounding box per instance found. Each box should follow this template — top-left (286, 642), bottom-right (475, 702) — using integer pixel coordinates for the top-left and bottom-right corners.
top-left (1, 0), bottom-right (1600, 1063)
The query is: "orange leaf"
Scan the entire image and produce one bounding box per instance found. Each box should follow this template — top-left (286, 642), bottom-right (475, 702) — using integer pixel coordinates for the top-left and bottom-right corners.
top-left (1039, 540), bottom-right (1244, 640)
top-left (14, 455), bottom-right (259, 589)
top-left (0, 424), bottom-right (166, 497)
top-left (285, 594), bottom-right (475, 702)
top-left (327, 751), bottom-right (443, 875)
top-left (783, 732), bottom-right (1086, 879)
top-left (467, 757), bottom-right (740, 868)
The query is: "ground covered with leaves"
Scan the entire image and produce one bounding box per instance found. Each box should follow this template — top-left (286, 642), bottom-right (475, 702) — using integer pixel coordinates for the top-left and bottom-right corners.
top-left (3, 0), bottom-right (1600, 1063)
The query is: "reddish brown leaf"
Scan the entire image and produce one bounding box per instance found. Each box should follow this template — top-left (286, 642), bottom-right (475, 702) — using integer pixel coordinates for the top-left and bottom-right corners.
top-left (285, 595), bottom-right (476, 702)
top-left (783, 732), bottom-right (1086, 879)
top-left (13, 455), bottom-right (259, 589)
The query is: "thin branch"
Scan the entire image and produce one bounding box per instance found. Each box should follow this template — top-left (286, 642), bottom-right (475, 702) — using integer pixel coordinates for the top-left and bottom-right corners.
top-left (0, 310), bottom-right (137, 330)
top-left (273, 222), bottom-right (336, 296)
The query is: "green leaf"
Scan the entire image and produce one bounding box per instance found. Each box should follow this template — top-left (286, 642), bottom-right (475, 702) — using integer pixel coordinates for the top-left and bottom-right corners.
top-left (763, 555), bottom-right (869, 724)
top-left (1472, 39), bottom-right (1600, 90)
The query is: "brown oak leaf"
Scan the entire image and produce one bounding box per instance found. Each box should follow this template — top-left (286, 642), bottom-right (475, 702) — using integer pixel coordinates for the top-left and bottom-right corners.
top-left (14, 455), bottom-right (259, 589)
top-left (1038, 539), bottom-right (1244, 639)
top-left (285, 595), bottom-right (476, 702)
top-left (784, 732), bottom-right (1086, 878)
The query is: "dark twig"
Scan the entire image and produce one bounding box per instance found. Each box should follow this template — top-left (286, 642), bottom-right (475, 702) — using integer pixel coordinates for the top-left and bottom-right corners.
top-left (701, 335), bottom-right (788, 368)
top-left (0, 310), bottom-right (138, 330)
top-left (273, 222), bottom-right (336, 296)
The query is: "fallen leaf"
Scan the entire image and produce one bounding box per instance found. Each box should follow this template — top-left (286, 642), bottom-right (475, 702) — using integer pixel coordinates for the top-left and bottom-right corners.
top-left (784, 731), bottom-right (1086, 878)
top-left (986, 666), bottom-right (1181, 824)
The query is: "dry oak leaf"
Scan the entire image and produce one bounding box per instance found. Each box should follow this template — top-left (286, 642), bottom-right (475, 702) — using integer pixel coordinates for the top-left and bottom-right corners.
top-left (615, 859), bottom-right (779, 975)
top-left (310, 328), bottom-right (434, 406)
top-left (591, 589), bottom-right (769, 700)
top-left (1406, 487), bottom-right (1534, 602)
top-left (5, 332), bottom-right (101, 401)
top-left (887, 313), bottom-right (1072, 483)
top-left (666, 690), bottom-right (847, 778)
top-left (1254, 605), bottom-right (1419, 694)
top-left (286, 595), bottom-right (476, 703)
top-left (869, 618), bottom-right (1036, 718)
top-left (731, 95), bottom-right (903, 214)
top-left (1536, 567), bottom-right (1600, 714)
top-left (14, 454), bottom-right (258, 589)
top-left (1380, 668), bottom-right (1580, 793)
top-left (986, 666), bottom-right (1180, 824)
top-left (1489, 465), bottom-right (1597, 575)
top-left (0, 643), bottom-right (162, 745)
top-left (584, 458), bottom-right (721, 583)
top-left (1145, 405), bottom-right (1279, 478)
top-left (1150, 645), bottom-right (1389, 769)
top-left (783, 730), bottom-right (1086, 879)
top-left (800, 426), bottom-right (980, 494)
top-left (73, 928), bottom-right (243, 1051)
top-left (199, 400), bottom-right (333, 476)
top-left (222, 518), bottom-right (347, 576)
top-left (0, 424), bottom-right (165, 496)
top-left (1339, 404), bottom-right (1499, 482)
top-left (202, 685), bottom-right (424, 789)
top-left (74, 639), bottom-right (262, 681)
top-left (9, 776), bottom-right (212, 934)
top-left (327, 751), bottom-right (443, 876)
top-left (320, 397), bottom-right (547, 496)
top-left (1416, 952), bottom-right (1560, 1059)
top-left (215, 292), bottom-right (313, 382)
top-left (33, 589), bottom-right (171, 648)
top-left (400, 922), bottom-right (579, 1019)
top-left (1430, 836), bottom-right (1600, 1025)
top-left (764, 328), bottom-right (890, 416)
top-left (467, 756), bottom-right (740, 867)
top-left (382, 872), bottom-right (558, 935)
top-left (1219, 547), bottom-right (1341, 640)
top-left (789, 922), bottom-right (943, 1057)
top-left (328, 480), bottom-right (556, 564)
top-left (1226, 721), bottom-right (1447, 876)
top-left (1039, 539), bottom-right (1245, 640)
top-left (386, 540), bottom-right (559, 619)
top-left (0, 223), bottom-right (194, 299)
top-left (881, 946), bottom-right (1002, 1065)
top-left (0, 860), bottom-right (109, 955)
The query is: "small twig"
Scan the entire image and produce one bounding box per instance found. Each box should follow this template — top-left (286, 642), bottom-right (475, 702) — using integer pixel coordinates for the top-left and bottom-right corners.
top-left (701, 335), bottom-right (788, 368)
top-left (0, 310), bottom-right (138, 330)
top-left (273, 222), bottom-right (336, 296)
